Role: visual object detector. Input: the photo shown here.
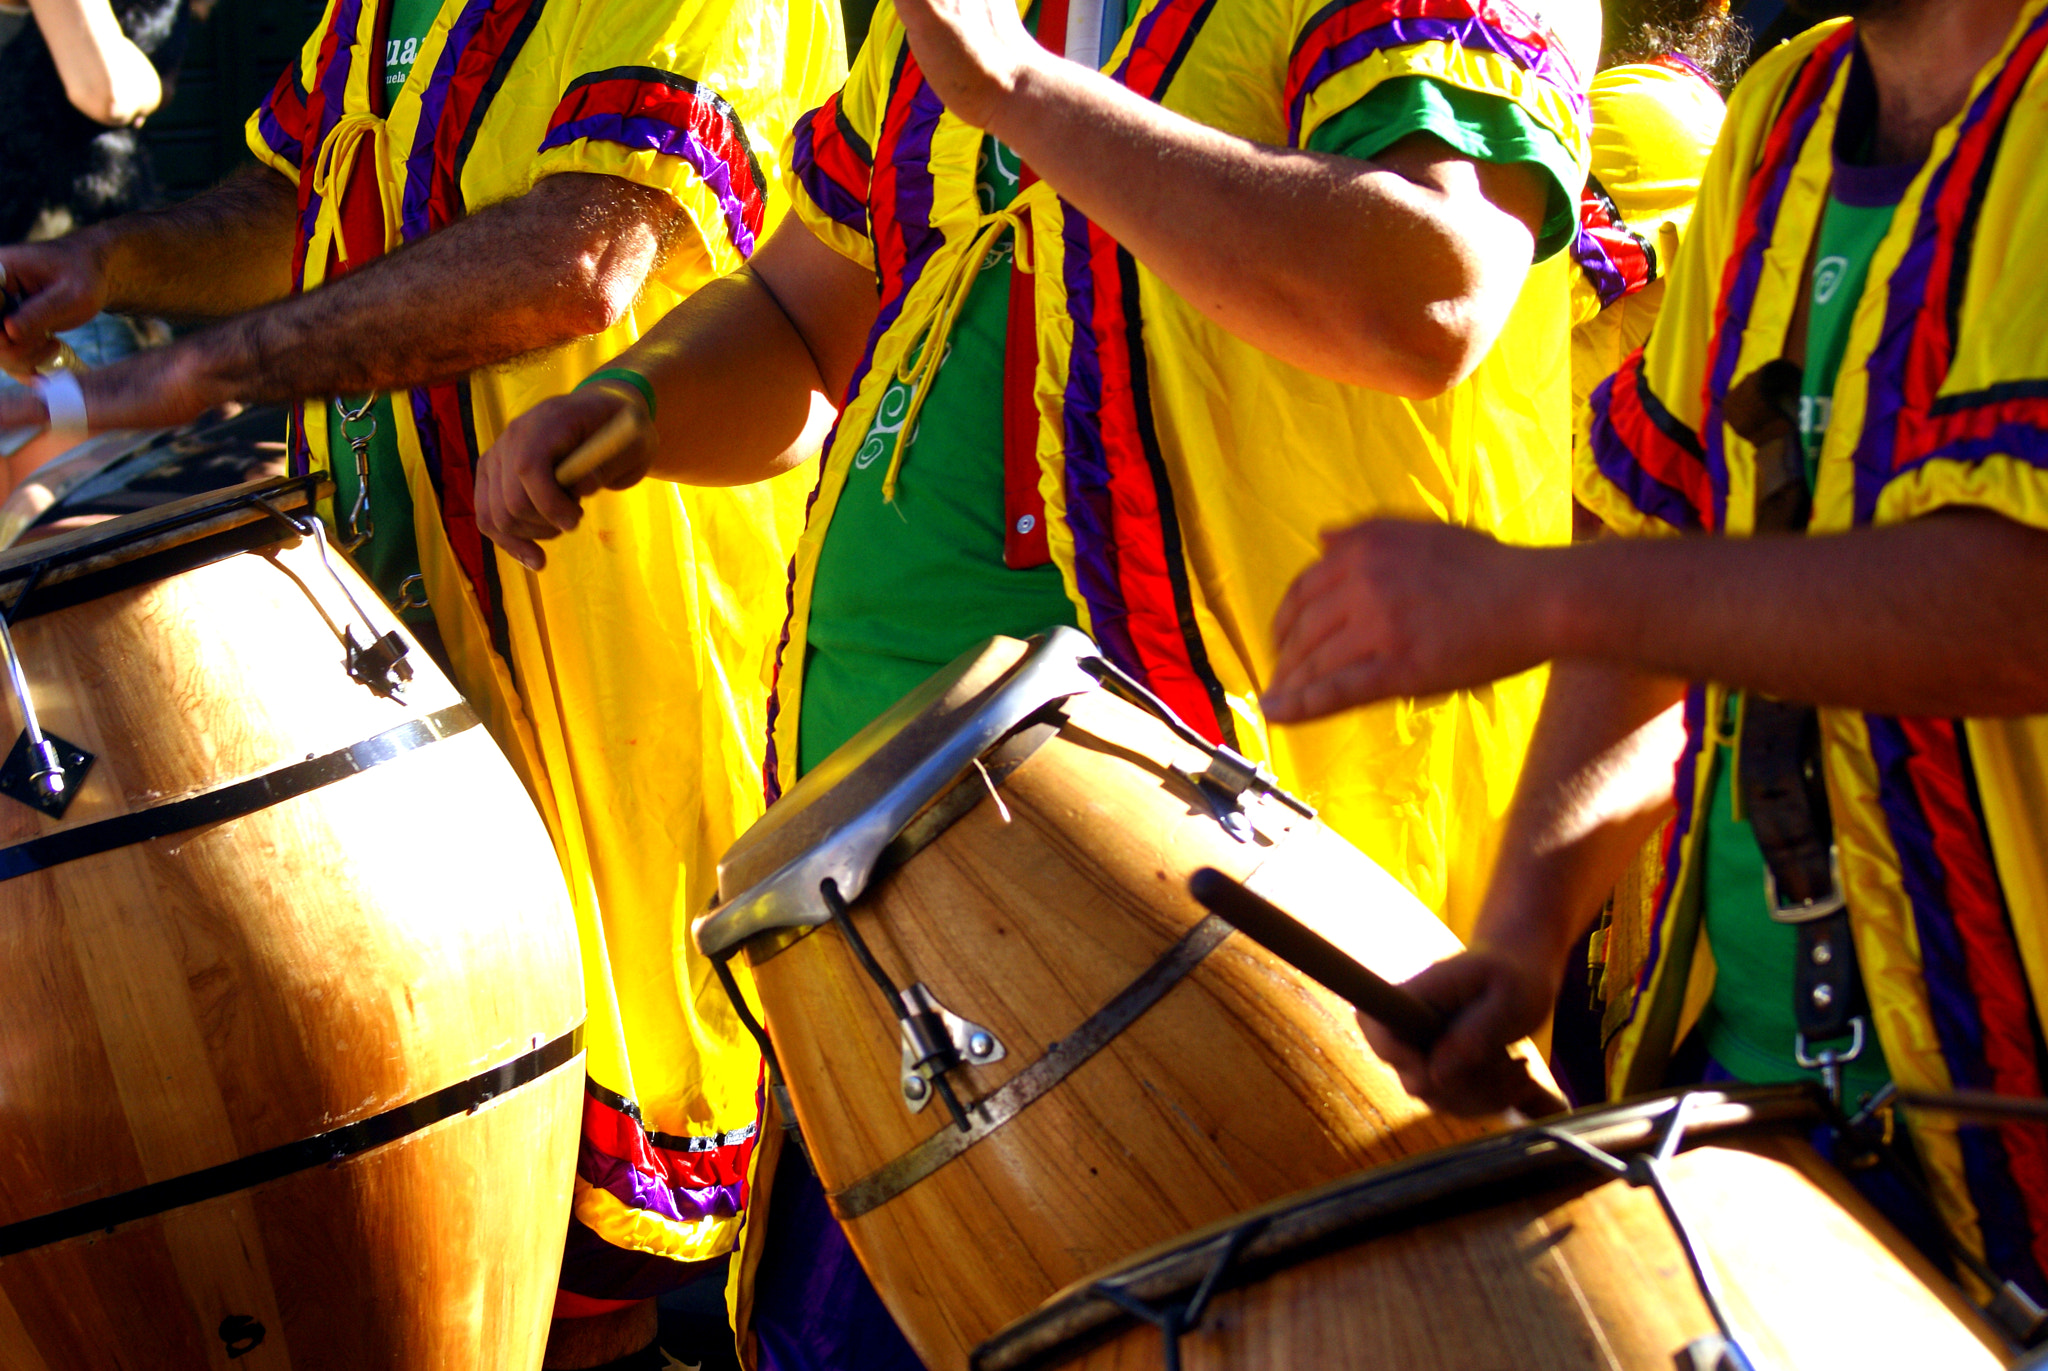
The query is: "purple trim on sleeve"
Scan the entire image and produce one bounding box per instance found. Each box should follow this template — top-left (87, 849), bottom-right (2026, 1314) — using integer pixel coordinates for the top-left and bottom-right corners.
top-left (539, 112), bottom-right (758, 258)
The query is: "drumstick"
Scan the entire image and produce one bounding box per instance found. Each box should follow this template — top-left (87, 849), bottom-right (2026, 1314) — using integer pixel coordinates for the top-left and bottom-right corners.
top-left (1187, 868), bottom-right (1568, 1119)
top-left (553, 404), bottom-right (642, 489)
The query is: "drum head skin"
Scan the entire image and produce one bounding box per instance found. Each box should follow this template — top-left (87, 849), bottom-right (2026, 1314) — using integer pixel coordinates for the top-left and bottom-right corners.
top-left (697, 626), bottom-right (1101, 957)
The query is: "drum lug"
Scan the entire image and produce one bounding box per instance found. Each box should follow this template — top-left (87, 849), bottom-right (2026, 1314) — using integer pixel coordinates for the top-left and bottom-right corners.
top-left (899, 982), bottom-right (1005, 1114)
top-left (0, 728), bottom-right (92, 818)
top-left (343, 626), bottom-right (416, 699)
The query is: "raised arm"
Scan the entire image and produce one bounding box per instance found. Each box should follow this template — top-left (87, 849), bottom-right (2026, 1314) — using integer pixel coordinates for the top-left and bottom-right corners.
top-left (0, 171), bottom-right (685, 426)
top-left (474, 213), bottom-right (878, 570)
top-left (891, 0), bottom-right (1555, 396)
top-left (29, 0), bottom-right (162, 126)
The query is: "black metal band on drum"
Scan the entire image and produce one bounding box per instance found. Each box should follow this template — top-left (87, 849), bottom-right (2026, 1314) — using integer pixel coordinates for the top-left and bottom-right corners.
top-left (0, 1025), bottom-right (585, 1258)
top-left (827, 913), bottom-right (1233, 1222)
top-left (0, 703), bottom-right (478, 882)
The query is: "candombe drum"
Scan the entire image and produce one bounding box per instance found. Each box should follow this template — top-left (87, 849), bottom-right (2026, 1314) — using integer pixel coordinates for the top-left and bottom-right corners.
top-left (973, 1086), bottom-right (2009, 1371)
top-left (695, 627), bottom-right (1554, 1369)
top-left (0, 477), bottom-right (583, 1369)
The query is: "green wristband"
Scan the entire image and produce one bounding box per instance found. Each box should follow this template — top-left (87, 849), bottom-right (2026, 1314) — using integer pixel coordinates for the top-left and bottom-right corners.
top-left (579, 366), bottom-right (656, 421)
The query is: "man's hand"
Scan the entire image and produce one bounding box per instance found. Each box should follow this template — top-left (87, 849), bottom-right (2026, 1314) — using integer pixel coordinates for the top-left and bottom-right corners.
top-left (477, 383), bottom-right (657, 571)
top-left (892, 0), bottom-right (1042, 130)
top-left (1264, 520), bottom-right (1551, 723)
top-left (0, 237), bottom-right (112, 377)
top-left (1359, 941), bottom-right (1566, 1117)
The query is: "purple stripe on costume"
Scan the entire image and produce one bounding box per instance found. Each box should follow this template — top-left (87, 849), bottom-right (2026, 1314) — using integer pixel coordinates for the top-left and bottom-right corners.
top-left (1055, 209), bottom-right (1140, 673)
top-left (1894, 423), bottom-right (2048, 481)
top-left (1287, 16), bottom-right (1585, 142)
top-left (793, 111), bottom-right (868, 235)
top-left (409, 388), bottom-right (445, 491)
top-left (1864, 715), bottom-right (2048, 1296)
top-left (1586, 369), bottom-right (1704, 533)
top-left (1702, 40), bottom-right (1852, 536)
top-left (1572, 229), bottom-right (1629, 310)
top-left (315, 0), bottom-right (364, 149)
top-left (1850, 47), bottom-right (2020, 525)
top-left (257, 106), bottom-right (302, 169)
top-left (889, 82), bottom-right (948, 287)
top-left (1620, 685), bottom-right (1705, 1025)
top-left (579, 1149), bottom-right (746, 1225)
top-left (540, 113), bottom-right (757, 257)
top-left (402, 0), bottom-right (497, 242)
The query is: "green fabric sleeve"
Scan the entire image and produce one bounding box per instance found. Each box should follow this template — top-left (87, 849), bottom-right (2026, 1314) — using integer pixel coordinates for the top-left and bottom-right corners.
top-left (1306, 75), bottom-right (1581, 262)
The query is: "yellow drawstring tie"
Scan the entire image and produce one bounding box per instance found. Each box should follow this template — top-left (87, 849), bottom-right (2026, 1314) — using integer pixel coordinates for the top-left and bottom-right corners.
top-left (304, 112), bottom-right (400, 290)
top-left (880, 206), bottom-right (1036, 503)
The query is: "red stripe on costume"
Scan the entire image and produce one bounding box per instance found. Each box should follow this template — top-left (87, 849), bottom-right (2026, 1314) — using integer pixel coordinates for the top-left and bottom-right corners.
top-left (810, 91), bottom-right (872, 200)
top-left (869, 55), bottom-right (930, 303)
top-left (1900, 717), bottom-right (2048, 1280)
top-left (421, 0), bottom-right (542, 235)
top-left (1608, 354), bottom-right (1716, 529)
top-left (1893, 20), bottom-right (2048, 453)
top-left (544, 75), bottom-right (761, 236)
top-left (580, 1092), bottom-right (754, 1191)
top-left (1705, 25), bottom-right (1855, 426)
top-left (1119, 0), bottom-right (1209, 101)
top-left (1081, 223), bottom-right (1223, 739)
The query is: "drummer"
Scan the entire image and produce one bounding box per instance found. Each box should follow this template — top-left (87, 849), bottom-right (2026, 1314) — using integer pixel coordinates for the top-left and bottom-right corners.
top-left (475, 0), bottom-right (1597, 1359)
top-left (1266, 0), bottom-right (2048, 1317)
top-left (0, 2), bottom-right (842, 1367)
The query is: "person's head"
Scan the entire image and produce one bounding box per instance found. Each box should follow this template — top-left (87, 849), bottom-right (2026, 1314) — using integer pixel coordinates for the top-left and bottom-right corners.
top-left (1601, 0), bottom-right (1748, 85)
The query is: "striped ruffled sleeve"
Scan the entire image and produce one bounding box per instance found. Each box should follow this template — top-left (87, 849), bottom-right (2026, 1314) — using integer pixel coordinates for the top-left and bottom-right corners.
top-left (535, 66), bottom-right (769, 271)
top-left (784, 83), bottom-right (877, 272)
top-left (1284, 0), bottom-right (1592, 182)
top-left (244, 55), bottom-right (312, 182)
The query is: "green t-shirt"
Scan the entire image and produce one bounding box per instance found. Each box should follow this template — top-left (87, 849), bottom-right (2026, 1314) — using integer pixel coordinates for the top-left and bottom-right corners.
top-left (796, 74), bottom-right (1582, 775)
top-left (322, 0), bottom-right (441, 622)
top-left (1698, 89), bottom-right (1914, 1100)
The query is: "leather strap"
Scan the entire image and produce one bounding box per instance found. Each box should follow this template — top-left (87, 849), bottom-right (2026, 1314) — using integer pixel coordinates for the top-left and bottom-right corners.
top-left (1001, 0), bottom-right (1067, 570)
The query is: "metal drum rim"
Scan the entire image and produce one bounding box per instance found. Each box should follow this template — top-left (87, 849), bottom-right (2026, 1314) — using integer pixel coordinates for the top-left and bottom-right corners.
top-left (968, 1082), bottom-right (1827, 1371)
top-left (694, 625), bottom-right (1103, 958)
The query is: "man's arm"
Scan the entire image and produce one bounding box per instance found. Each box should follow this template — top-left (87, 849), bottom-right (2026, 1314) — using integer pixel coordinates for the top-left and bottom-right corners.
top-left (0, 171), bottom-right (685, 428)
top-left (475, 214), bottom-right (876, 570)
top-left (1263, 509), bottom-right (2048, 724)
top-left (0, 166), bottom-right (300, 374)
top-left (1359, 661), bottom-right (1686, 1115)
top-left (892, 0), bottom-right (1553, 396)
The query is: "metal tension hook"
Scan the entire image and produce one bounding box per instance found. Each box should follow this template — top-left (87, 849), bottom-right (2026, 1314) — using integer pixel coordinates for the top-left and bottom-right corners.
top-left (333, 394), bottom-right (379, 552)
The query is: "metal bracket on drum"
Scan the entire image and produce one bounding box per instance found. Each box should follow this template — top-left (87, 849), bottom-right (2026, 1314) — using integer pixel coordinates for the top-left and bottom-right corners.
top-left (0, 569), bottom-right (93, 816)
top-left (1075, 655), bottom-right (1316, 843)
top-left (256, 500), bottom-right (415, 699)
top-left (898, 983), bottom-right (1005, 1113)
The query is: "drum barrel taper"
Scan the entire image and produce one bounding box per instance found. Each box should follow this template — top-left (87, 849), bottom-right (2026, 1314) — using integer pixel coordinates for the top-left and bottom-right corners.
top-left (1187, 868), bottom-right (1567, 1118)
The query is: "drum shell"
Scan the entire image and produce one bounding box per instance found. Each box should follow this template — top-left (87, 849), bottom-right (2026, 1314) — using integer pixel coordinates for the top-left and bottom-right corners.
top-left (0, 531), bottom-right (582, 1369)
top-left (995, 1129), bottom-right (2006, 1371)
top-left (747, 687), bottom-right (1530, 1370)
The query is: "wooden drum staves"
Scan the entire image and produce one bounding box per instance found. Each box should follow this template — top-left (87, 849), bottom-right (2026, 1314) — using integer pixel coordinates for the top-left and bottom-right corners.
top-left (696, 628), bottom-right (1554, 1371)
top-left (0, 477), bottom-right (584, 1370)
top-left (972, 1087), bottom-right (2012, 1371)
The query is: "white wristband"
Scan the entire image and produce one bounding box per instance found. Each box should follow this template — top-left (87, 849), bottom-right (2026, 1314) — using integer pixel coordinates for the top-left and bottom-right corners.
top-left (34, 371), bottom-right (87, 433)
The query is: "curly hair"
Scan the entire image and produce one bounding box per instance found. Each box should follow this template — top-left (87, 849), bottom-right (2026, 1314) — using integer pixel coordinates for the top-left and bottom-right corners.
top-left (1601, 0), bottom-right (1750, 88)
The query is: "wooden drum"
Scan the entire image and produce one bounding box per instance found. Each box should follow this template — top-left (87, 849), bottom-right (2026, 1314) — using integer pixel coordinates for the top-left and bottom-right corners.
top-left (0, 477), bottom-right (583, 1370)
top-left (697, 628), bottom-right (1549, 1370)
top-left (973, 1086), bottom-right (2009, 1371)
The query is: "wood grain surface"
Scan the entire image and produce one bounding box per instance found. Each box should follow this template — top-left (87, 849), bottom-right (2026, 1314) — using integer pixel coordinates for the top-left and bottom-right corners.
top-left (749, 687), bottom-right (1543, 1370)
top-left (0, 532), bottom-right (583, 1368)
top-left (1030, 1131), bottom-right (2007, 1370)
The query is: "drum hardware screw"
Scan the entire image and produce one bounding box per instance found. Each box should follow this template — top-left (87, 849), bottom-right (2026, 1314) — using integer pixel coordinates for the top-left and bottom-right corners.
top-left (903, 1076), bottom-right (929, 1102)
top-left (968, 1032), bottom-right (995, 1059)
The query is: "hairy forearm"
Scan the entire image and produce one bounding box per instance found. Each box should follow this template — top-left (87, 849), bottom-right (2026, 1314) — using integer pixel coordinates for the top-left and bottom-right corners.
top-left (984, 57), bottom-right (1539, 395)
top-left (173, 173), bottom-right (676, 407)
top-left (89, 166), bottom-right (300, 318)
top-left (1472, 663), bottom-right (1686, 969)
top-left (1527, 511), bottom-right (2048, 717)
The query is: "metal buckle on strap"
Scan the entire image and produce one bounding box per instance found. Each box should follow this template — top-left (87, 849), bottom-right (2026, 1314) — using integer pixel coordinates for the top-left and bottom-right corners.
top-left (1795, 1016), bottom-right (1866, 1109)
top-left (1764, 843), bottom-right (1846, 924)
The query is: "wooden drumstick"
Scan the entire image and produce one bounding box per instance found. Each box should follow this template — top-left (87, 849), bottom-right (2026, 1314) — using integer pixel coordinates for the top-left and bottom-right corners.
top-left (553, 404), bottom-right (643, 490)
top-left (1187, 867), bottom-right (1568, 1119)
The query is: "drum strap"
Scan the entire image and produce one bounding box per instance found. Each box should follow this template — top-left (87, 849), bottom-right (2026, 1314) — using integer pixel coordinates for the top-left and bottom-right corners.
top-left (1723, 251), bottom-right (1869, 1107)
